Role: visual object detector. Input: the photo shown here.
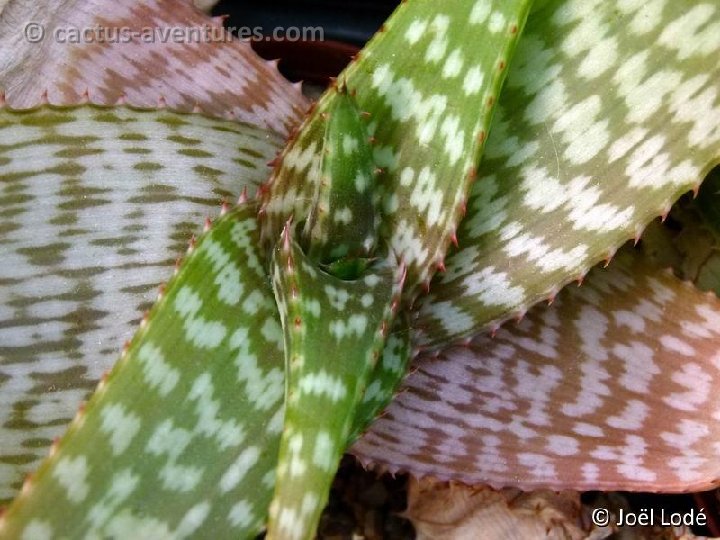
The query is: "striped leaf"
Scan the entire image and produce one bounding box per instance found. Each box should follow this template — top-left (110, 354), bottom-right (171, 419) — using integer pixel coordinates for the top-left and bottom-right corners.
top-left (416, 0), bottom-right (720, 347)
top-left (354, 247), bottom-right (720, 493)
top-left (0, 203), bottom-right (285, 538)
top-left (0, 105), bottom-right (282, 501)
top-left (0, 0), bottom-right (307, 134)
top-left (267, 231), bottom-right (404, 540)
top-left (260, 0), bottom-right (534, 295)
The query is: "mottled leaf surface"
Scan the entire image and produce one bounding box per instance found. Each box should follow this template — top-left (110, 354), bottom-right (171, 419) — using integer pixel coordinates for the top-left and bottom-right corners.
top-left (0, 0), bottom-right (307, 134)
top-left (416, 0), bottom-right (720, 347)
top-left (302, 89), bottom-right (380, 266)
top-left (0, 105), bottom-right (281, 501)
top-left (261, 0), bottom-right (533, 294)
top-left (355, 248), bottom-right (720, 492)
top-left (349, 327), bottom-right (411, 443)
top-left (267, 233), bottom-right (403, 539)
top-left (0, 203), bottom-right (285, 538)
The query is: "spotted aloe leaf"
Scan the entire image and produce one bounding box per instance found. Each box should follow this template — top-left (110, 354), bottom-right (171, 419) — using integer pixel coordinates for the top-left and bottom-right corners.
top-left (1, 2), bottom-right (714, 536)
top-left (265, 87), bottom-right (410, 539)
top-left (0, 203), bottom-right (287, 538)
top-left (260, 0), bottom-right (534, 295)
top-left (0, 104), bottom-right (283, 501)
top-left (0, 0), bottom-right (307, 502)
top-left (349, 327), bottom-right (412, 442)
top-left (416, 0), bottom-right (720, 347)
top-left (267, 230), bottom-right (404, 540)
top-left (301, 88), bottom-right (380, 272)
top-left (0, 0), bottom-right (307, 133)
top-left (354, 246), bottom-right (720, 493)
top-left (0, 0), bottom-right (534, 522)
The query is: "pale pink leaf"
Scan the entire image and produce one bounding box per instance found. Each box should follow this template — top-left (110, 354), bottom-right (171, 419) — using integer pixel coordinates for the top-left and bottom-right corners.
top-left (354, 248), bottom-right (720, 492)
top-left (0, 0), bottom-right (307, 134)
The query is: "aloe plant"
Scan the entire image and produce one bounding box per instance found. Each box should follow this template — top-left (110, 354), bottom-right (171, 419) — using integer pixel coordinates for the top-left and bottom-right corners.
top-left (0, 0), bottom-right (719, 538)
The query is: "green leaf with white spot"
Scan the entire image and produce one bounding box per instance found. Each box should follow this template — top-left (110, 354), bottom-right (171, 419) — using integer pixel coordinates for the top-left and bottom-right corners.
top-left (302, 88), bottom-right (380, 268)
top-left (0, 105), bottom-right (283, 502)
top-left (0, 204), bottom-right (285, 539)
top-left (267, 232), bottom-right (404, 540)
top-left (349, 325), bottom-right (412, 443)
top-left (261, 0), bottom-right (534, 296)
top-left (0, 104), bottom-right (283, 502)
top-left (415, 0), bottom-right (720, 347)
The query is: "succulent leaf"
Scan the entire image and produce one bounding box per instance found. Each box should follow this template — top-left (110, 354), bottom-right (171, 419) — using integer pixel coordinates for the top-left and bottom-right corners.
top-left (302, 88), bottom-right (380, 272)
top-left (0, 105), bottom-right (283, 501)
top-left (0, 203), bottom-right (285, 538)
top-left (349, 325), bottom-right (412, 443)
top-left (0, 0), bottom-right (307, 134)
top-left (416, 0), bottom-right (720, 347)
top-left (2, 0), bottom-right (719, 535)
top-left (267, 230), bottom-right (404, 540)
top-left (261, 0), bottom-right (534, 295)
top-left (354, 247), bottom-right (720, 493)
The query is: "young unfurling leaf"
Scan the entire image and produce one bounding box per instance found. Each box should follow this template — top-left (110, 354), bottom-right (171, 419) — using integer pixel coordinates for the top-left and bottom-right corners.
top-left (267, 230), bottom-right (404, 540)
top-left (302, 87), bottom-right (380, 279)
top-left (267, 87), bottom-right (408, 539)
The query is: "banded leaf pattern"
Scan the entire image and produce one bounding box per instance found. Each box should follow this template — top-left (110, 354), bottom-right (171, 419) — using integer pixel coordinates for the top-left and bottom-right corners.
top-left (0, 0), bottom-right (307, 134)
top-left (260, 0), bottom-right (534, 294)
top-left (0, 105), bottom-right (281, 501)
top-left (416, 0), bottom-right (720, 346)
top-left (268, 231), bottom-right (404, 540)
top-left (0, 203), bottom-right (285, 538)
top-left (354, 248), bottom-right (720, 492)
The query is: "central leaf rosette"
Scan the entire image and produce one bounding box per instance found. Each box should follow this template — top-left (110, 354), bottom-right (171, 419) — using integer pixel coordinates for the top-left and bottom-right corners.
top-left (265, 89), bottom-right (410, 539)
